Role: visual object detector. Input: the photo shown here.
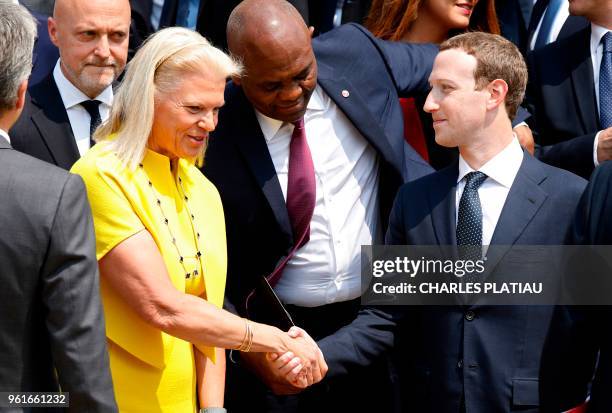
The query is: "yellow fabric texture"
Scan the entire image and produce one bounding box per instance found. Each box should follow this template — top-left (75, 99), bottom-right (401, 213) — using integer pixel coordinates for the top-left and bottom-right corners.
top-left (71, 142), bottom-right (227, 412)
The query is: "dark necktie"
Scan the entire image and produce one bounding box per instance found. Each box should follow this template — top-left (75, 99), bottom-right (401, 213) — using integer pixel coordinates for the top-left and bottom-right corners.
top-left (600, 31), bottom-right (612, 129)
top-left (457, 171), bottom-right (488, 262)
top-left (81, 100), bottom-right (102, 147)
top-left (286, 118), bottom-right (316, 249)
top-left (534, 0), bottom-right (564, 49)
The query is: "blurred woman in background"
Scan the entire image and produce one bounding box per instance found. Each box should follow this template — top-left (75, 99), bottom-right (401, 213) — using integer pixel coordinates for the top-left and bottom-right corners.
top-left (365, 0), bottom-right (532, 169)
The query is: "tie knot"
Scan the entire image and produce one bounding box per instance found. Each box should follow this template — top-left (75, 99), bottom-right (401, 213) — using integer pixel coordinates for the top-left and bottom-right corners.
top-left (464, 171), bottom-right (488, 189)
top-left (292, 118), bottom-right (305, 131)
top-left (603, 31), bottom-right (612, 53)
top-left (81, 99), bottom-right (101, 117)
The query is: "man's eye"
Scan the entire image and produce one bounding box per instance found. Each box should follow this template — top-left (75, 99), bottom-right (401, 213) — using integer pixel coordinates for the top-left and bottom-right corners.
top-left (263, 84), bottom-right (280, 92)
top-left (186, 106), bottom-right (200, 113)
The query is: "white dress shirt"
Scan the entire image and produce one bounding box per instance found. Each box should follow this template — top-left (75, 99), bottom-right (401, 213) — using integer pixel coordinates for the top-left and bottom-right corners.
top-left (456, 137), bottom-right (523, 249)
top-left (530, 0), bottom-right (570, 50)
top-left (256, 85), bottom-right (382, 307)
top-left (0, 128), bottom-right (10, 144)
top-left (590, 24), bottom-right (611, 166)
top-left (53, 60), bottom-right (112, 157)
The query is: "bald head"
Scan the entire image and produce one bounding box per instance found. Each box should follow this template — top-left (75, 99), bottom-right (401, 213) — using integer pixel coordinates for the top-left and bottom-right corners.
top-left (227, 0), bottom-right (311, 60)
top-left (49, 0), bottom-right (130, 98)
top-left (227, 0), bottom-right (318, 123)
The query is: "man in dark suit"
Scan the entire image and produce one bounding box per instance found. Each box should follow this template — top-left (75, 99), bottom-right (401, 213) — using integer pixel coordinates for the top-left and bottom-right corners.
top-left (526, 0), bottom-right (588, 53)
top-left (315, 32), bottom-right (590, 412)
top-left (10, 0), bottom-right (131, 170)
top-left (525, 0), bottom-right (611, 178)
top-left (202, 0), bottom-right (435, 411)
top-left (0, 3), bottom-right (117, 411)
top-left (570, 161), bottom-right (612, 413)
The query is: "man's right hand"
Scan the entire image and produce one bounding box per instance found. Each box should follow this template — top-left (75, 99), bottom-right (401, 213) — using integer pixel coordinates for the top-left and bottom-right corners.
top-left (596, 127), bottom-right (612, 163)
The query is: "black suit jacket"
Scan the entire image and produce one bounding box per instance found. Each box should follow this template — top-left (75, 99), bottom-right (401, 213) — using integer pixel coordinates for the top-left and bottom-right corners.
top-left (10, 74), bottom-right (80, 170)
top-left (0, 138), bottom-right (117, 412)
top-left (321, 153), bottom-right (591, 412)
top-left (203, 23), bottom-right (435, 317)
top-left (526, 24), bottom-right (601, 178)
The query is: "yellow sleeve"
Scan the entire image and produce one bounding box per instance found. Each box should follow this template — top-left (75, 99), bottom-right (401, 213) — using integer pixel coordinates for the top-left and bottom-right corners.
top-left (72, 154), bottom-right (145, 260)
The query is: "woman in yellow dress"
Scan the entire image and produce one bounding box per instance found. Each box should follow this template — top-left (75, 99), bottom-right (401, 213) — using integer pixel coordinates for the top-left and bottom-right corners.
top-left (71, 27), bottom-right (326, 413)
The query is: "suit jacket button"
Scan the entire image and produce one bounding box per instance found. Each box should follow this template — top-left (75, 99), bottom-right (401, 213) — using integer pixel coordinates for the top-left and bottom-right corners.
top-left (465, 310), bottom-right (475, 321)
top-left (457, 359), bottom-right (463, 369)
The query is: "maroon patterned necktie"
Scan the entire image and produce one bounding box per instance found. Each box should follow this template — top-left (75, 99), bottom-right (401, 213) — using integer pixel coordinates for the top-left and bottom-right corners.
top-left (285, 118), bottom-right (316, 248)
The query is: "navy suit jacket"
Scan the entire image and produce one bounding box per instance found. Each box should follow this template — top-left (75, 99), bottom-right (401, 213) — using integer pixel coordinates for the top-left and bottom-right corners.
top-left (30, 10), bottom-right (59, 85)
top-left (571, 161), bottom-right (612, 413)
top-left (10, 74), bottom-right (79, 170)
top-left (321, 153), bottom-right (590, 412)
top-left (203, 23), bottom-right (435, 317)
top-left (526, 24), bottom-right (601, 179)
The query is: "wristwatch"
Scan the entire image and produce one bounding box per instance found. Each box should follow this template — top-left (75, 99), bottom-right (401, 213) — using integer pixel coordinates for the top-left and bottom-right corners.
top-left (199, 408), bottom-right (227, 413)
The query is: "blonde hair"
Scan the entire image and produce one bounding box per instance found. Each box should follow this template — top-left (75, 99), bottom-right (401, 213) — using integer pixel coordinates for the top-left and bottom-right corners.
top-left (96, 27), bottom-right (242, 169)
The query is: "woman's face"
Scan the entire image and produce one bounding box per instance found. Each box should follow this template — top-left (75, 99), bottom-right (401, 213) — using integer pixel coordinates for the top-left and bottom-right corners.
top-left (148, 70), bottom-right (226, 161)
top-left (419, 0), bottom-right (478, 31)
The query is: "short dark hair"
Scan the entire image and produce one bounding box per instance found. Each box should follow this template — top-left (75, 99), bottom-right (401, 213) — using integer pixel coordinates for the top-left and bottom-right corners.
top-left (440, 32), bottom-right (527, 120)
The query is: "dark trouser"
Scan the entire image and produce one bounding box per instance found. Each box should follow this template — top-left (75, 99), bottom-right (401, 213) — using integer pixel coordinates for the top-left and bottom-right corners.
top-left (225, 299), bottom-right (400, 413)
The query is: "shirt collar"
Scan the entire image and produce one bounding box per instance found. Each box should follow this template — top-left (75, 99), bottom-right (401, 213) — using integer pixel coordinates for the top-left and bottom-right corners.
top-left (457, 136), bottom-right (523, 188)
top-left (53, 59), bottom-right (114, 110)
top-left (255, 85), bottom-right (326, 143)
top-left (0, 128), bottom-right (10, 144)
top-left (590, 23), bottom-right (610, 57)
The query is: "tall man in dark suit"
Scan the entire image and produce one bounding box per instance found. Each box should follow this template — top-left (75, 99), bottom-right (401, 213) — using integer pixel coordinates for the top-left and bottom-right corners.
top-left (202, 0), bottom-right (435, 411)
top-left (0, 3), bottom-right (117, 411)
top-left (9, 0), bottom-right (131, 170)
top-left (525, 0), bottom-right (611, 178)
top-left (312, 32), bottom-right (590, 412)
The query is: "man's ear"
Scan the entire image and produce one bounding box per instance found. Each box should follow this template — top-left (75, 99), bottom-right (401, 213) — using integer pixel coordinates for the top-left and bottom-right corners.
top-left (232, 75), bottom-right (241, 86)
top-left (48, 17), bottom-right (60, 47)
top-left (486, 79), bottom-right (508, 111)
top-left (15, 80), bottom-right (28, 111)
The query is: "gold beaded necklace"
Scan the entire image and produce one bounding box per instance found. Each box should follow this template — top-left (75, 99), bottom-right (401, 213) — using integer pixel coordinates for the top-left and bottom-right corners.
top-left (139, 163), bottom-right (204, 280)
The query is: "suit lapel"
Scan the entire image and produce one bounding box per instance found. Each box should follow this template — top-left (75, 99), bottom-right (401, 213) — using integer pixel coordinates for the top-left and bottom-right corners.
top-left (229, 85), bottom-right (293, 246)
top-left (316, 63), bottom-right (403, 176)
top-left (567, 26), bottom-right (600, 132)
top-left (484, 153), bottom-right (548, 274)
top-left (29, 75), bottom-right (79, 169)
top-left (430, 164), bottom-right (458, 246)
top-left (527, 0), bottom-right (549, 44)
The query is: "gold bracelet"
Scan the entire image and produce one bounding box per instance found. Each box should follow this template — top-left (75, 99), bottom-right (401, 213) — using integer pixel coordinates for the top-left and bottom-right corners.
top-left (243, 320), bottom-right (253, 353)
top-left (237, 318), bottom-right (249, 351)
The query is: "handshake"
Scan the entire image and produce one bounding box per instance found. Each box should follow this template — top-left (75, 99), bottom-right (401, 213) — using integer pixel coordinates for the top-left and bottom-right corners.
top-left (242, 326), bottom-right (328, 395)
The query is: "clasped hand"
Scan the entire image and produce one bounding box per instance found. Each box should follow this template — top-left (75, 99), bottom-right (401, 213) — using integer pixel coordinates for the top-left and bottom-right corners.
top-left (241, 326), bottom-right (328, 395)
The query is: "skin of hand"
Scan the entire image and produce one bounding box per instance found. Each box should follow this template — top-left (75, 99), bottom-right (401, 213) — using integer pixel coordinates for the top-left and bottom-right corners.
top-left (597, 127), bottom-right (612, 163)
top-left (240, 328), bottom-right (328, 395)
top-left (514, 124), bottom-right (535, 155)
